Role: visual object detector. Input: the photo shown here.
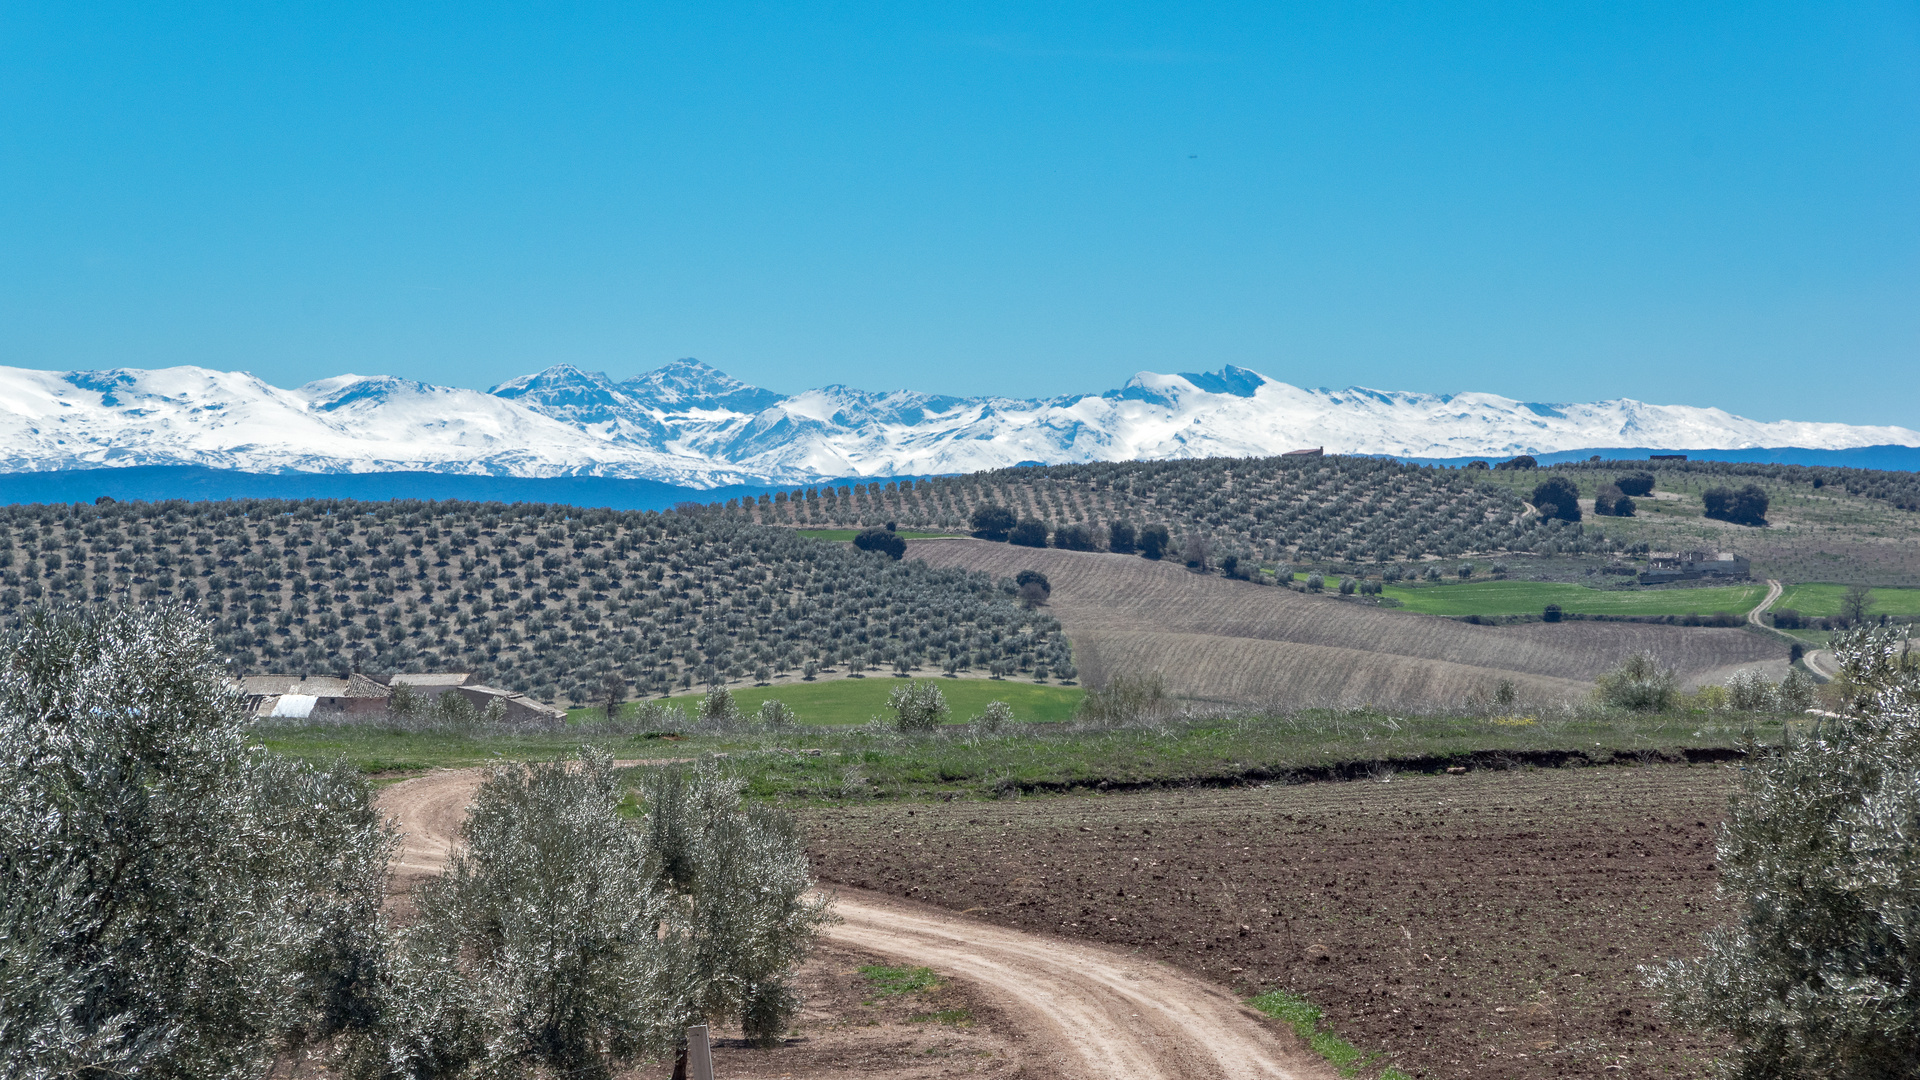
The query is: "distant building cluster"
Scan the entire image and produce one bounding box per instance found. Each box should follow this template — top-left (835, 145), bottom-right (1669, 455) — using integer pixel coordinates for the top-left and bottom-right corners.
top-left (1640, 550), bottom-right (1750, 584)
top-left (238, 671), bottom-right (568, 725)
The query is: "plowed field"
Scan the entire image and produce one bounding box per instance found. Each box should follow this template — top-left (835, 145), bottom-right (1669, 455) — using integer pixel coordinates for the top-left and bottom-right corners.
top-left (910, 540), bottom-right (1782, 708)
top-left (806, 765), bottom-right (1736, 1079)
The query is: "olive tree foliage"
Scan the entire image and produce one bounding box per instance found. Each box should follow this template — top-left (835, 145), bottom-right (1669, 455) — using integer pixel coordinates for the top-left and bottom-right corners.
top-left (354, 754), bottom-right (830, 1080)
top-left (365, 750), bottom-right (683, 1080)
top-left (627, 760), bottom-right (831, 1045)
top-left (0, 604), bottom-right (394, 1080)
top-left (887, 680), bottom-right (950, 732)
top-left (1595, 652), bottom-right (1679, 712)
top-left (1650, 627), bottom-right (1920, 1079)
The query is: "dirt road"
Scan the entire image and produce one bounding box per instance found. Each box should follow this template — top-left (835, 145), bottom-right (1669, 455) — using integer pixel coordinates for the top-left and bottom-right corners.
top-left (375, 768), bottom-right (1333, 1080)
top-left (1748, 579), bottom-right (1783, 628)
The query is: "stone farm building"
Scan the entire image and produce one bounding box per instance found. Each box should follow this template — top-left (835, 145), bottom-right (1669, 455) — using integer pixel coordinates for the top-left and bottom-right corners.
top-left (239, 671), bottom-right (567, 725)
top-left (1639, 551), bottom-right (1751, 585)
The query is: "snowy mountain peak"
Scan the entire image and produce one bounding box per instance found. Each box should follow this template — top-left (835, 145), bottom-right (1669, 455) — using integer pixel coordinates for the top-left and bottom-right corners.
top-left (617, 358), bottom-right (783, 414)
top-left (0, 360), bottom-right (1914, 487)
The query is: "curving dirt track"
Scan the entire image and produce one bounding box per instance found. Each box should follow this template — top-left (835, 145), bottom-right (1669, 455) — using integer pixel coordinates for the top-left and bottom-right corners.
top-left (911, 539), bottom-right (1784, 708)
top-left (375, 768), bottom-right (1334, 1080)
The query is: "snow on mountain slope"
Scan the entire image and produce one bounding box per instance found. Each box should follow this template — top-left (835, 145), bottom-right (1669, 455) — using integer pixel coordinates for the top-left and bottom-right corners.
top-left (0, 360), bottom-right (1912, 487)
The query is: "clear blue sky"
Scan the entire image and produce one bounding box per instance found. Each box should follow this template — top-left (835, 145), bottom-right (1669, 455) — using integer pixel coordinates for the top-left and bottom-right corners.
top-left (2, 3), bottom-right (1915, 425)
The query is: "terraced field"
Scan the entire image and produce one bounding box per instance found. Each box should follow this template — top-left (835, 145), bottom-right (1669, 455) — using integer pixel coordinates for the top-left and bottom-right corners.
top-left (909, 540), bottom-right (1786, 708)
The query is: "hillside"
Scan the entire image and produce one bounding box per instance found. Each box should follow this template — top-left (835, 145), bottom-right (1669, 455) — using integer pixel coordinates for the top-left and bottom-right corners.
top-left (722, 455), bottom-right (1610, 566)
top-left (909, 539), bottom-right (1784, 709)
top-left (0, 499), bottom-right (1070, 708)
top-left (720, 454), bottom-right (1920, 587)
top-left (1481, 460), bottom-right (1920, 585)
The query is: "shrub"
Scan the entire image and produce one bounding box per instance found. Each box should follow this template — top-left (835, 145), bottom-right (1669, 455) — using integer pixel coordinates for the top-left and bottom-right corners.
top-left (1595, 652), bottom-right (1677, 711)
top-left (0, 604), bottom-right (396, 1078)
top-left (1107, 520), bottom-right (1137, 554)
top-left (1615, 471), bottom-right (1656, 497)
top-left (969, 504), bottom-right (1016, 540)
top-left (756, 698), bottom-right (796, 729)
top-left (697, 684), bottom-right (744, 730)
top-left (1530, 476), bottom-right (1582, 522)
top-left (1075, 672), bottom-right (1172, 728)
top-left (1052, 523), bottom-right (1098, 551)
top-left (1650, 627), bottom-right (1920, 1077)
top-left (1724, 669), bottom-right (1777, 712)
top-left (1778, 666), bottom-right (1816, 711)
top-left (972, 700), bottom-right (1014, 733)
top-left (887, 680), bottom-right (950, 732)
top-left (1703, 483), bottom-right (1769, 526)
top-left (1008, 518), bottom-right (1049, 548)
top-left (1181, 534), bottom-right (1211, 569)
top-left (1592, 483), bottom-right (1635, 517)
top-left (1542, 602), bottom-right (1563, 622)
top-left (1138, 523), bottom-right (1171, 560)
top-left (853, 526), bottom-right (906, 560)
top-left (1772, 607), bottom-right (1806, 630)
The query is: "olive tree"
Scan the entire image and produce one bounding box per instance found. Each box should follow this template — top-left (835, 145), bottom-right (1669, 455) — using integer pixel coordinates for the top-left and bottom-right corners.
top-left (887, 680), bottom-right (950, 732)
top-left (0, 603), bottom-right (395, 1080)
top-left (631, 761), bottom-right (830, 1047)
top-left (384, 750), bottom-right (682, 1080)
top-left (1650, 627), bottom-right (1920, 1078)
top-left (1596, 652), bottom-right (1678, 712)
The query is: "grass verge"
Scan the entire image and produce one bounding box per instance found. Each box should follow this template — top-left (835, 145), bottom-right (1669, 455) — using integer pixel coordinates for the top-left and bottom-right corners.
top-left (1250, 990), bottom-right (1407, 1078)
top-left (261, 708), bottom-right (1788, 798)
top-left (645, 678), bottom-right (1084, 726)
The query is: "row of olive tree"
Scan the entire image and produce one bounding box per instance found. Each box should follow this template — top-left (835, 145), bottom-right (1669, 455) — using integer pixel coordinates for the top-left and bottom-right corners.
top-left (1, 603), bottom-right (828, 1080)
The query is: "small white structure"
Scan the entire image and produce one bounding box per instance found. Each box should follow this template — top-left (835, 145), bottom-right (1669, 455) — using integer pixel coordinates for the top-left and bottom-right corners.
top-left (269, 695), bottom-right (318, 719)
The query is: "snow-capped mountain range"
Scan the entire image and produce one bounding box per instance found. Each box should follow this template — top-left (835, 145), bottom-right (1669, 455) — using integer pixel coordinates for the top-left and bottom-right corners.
top-left (1, 359), bottom-right (1914, 488)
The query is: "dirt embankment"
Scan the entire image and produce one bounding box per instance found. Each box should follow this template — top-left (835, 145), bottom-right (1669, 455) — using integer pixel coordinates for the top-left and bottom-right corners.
top-left (912, 540), bottom-right (1784, 708)
top-left (376, 768), bottom-right (1334, 1080)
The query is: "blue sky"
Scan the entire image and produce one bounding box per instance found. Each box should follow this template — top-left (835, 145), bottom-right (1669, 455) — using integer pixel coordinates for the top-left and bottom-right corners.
top-left (1, 3), bottom-right (1915, 425)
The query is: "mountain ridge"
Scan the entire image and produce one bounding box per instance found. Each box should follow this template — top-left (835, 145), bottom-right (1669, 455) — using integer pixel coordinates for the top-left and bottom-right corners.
top-left (1, 359), bottom-right (1913, 488)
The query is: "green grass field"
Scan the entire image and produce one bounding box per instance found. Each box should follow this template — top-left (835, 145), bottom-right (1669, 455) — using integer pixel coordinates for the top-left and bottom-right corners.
top-left (1380, 579), bottom-right (1767, 617)
top-left (796, 528), bottom-right (967, 542)
top-left (259, 707), bottom-right (1790, 798)
top-left (584, 677), bottom-right (1086, 727)
top-left (1775, 583), bottom-right (1920, 618)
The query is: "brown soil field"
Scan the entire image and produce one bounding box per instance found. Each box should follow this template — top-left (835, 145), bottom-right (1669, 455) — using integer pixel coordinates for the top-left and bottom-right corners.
top-left (910, 539), bottom-right (1781, 708)
top-left (804, 765), bottom-right (1738, 1080)
top-left (708, 938), bottom-right (1026, 1080)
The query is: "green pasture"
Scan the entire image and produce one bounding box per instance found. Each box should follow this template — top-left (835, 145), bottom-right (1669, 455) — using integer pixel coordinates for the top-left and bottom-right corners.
top-left (593, 677), bottom-right (1085, 727)
top-left (261, 706), bottom-right (1791, 797)
top-left (1380, 579), bottom-right (1767, 617)
top-left (796, 528), bottom-right (967, 542)
top-left (1774, 583), bottom-right (1920, 618)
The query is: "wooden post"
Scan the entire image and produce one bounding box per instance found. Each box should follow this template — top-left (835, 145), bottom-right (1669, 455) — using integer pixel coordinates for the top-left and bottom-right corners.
top-left (685, 1023), bottom-right (714, 1080)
